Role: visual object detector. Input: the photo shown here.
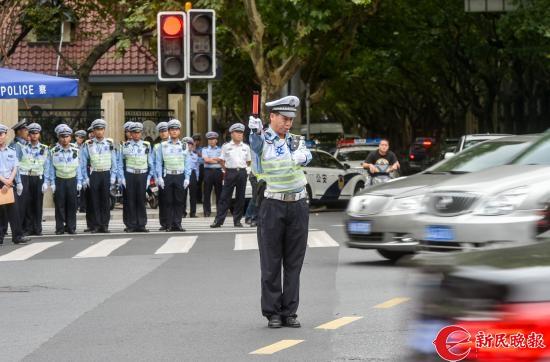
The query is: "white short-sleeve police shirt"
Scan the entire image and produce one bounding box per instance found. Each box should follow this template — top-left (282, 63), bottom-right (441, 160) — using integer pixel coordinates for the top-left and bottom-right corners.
top-left (220, 141), bottom-right (251, 169)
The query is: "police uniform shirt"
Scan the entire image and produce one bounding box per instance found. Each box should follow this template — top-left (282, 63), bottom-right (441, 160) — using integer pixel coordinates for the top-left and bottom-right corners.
top-left (0, 145), bottom-right (19, 182)
top-left (46, 143), bottom-right (83, 185)
top-left (117, 139), bottom-right (153, 178)
top-left (11, 136), bottom-right (28, 160)
top-left (20, 142), bottom-right (49, 175)
top-left (80, 137), bottom-right (118, 182)
top-left (202, 145), bottom-right (222, 169)
top-left (154, 139), bottom-right (192, 180)
top-left (220, 141), bottom-right (251, 169)
top-left (186, 149), bottom-right (201, 176)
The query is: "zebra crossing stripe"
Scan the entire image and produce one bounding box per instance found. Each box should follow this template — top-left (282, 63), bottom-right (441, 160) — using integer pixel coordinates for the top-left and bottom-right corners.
top-left (234, 233), bottom-right (259, 250)
top-left (155, 236), bottom-right (197, 254)
top-left (307, 231), bottom-right (339, 248)
top-left (73, 238), bottom-right (131, 258)
top-left (0, 242), bottom-right (62, 261)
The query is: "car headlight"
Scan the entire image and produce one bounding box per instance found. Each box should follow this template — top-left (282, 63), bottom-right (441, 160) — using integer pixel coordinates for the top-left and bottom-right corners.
top-left (347, 195), bottom-right (368, 214)
top-left (474, 186), bottom-right (529, 216)
top-left (387, 195), bottom-right (423, 212)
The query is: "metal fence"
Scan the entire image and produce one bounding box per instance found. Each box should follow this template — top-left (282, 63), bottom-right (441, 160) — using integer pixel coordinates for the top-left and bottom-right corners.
top-left (18, 108), bottom-right (103, 145)
top-left (124, 109), bottom-right (174, 124)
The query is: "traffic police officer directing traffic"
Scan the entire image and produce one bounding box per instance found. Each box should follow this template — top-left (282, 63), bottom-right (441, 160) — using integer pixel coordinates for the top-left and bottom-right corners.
top-left (46, 124), bottom-right (82, 235)
top-left (248, 95), bottom-right (312, 329)
top-left (80, 118), bottom-right (118, 233)
top-left (118, 122), bottom-right (152, 232)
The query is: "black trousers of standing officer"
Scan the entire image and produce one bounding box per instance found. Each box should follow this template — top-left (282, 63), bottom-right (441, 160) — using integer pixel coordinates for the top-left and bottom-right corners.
top-left (183, 170), bottom-right (198, 217)
top-left (0, 182), bottom-right (23, 243)
top-left (15, 175), bottom-right (28, 231)
top-left (214, 168), bottom-right (247, 225)
top-left (161, 174), bottom-right (185, 229)
top-left (257, 198), bottom-right (309, 319)
top-left (54, 177), bottom-right (77, 234)
top-left (124, 172), bottom-right (148, 229)
top-left (88, 171), bottom-right (111, 231)
top-left (22, 175), bottom-right (44, 235)
top-left (203, 168), bottom-right (222, 216)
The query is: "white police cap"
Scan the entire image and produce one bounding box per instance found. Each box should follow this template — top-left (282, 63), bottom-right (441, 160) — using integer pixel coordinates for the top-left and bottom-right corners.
top-left (75, 130), bottom-right (87, 138)
top-left (56, 124), bottom-right (73, 136)
top-left (265, 95), bottom-right (300, 118)
top-left (0, 124), bottom-right (8, 133)
top-left (130, 122), bottom-right (143, 132)
top-left (229, 123), bottom-right (245, 133)
top-left (167, 119), bottom-right (182, 129)
top-left (28, 123), bottom-right (42, 133)
top-left (123, 121), bottom-right (134, 131)
top-left (206, 131), bottom-right (219, 139)
top-left (91, 118), bottom-right (107, 129)
top-left (12, 119), bottom-right (28, 131)
top-left (156, 122), bottom-right (168, 132)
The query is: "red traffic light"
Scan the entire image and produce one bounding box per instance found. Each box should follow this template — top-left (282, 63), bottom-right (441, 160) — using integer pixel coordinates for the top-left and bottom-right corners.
top-left (162, 15), bottom-right (183, 36)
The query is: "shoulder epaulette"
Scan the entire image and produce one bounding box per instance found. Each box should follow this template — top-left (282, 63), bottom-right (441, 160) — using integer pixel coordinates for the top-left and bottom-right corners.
top-left (106, 138), bottom-right (114, 144)
top-left (143, 140), bottom-right (150, 146)
top-left (8, 144), bottom-right (15, 150)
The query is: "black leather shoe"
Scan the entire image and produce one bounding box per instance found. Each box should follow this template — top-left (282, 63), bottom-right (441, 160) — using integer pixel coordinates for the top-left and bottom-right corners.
top-left (0, 239), bottom-right (4, 245)
top-left (190, 214), bottom-right (198, 218)
top-left (125, 228), bottom-right (136, 233)
top-left (55, 231), bottom-right (64, 235)
top-left (245, 218), bottom-right (251, 225)
top-left (268, 315), bottom-right (282, 329)
top-left (33, 232), bottom-right (43, 236)
top-left (68, 230), bottom-right (77, 235)
top-left (84, 228), bottom-right (93, 232)
top-left (159, 226), bottom-right (167, 231)
top-left (136, 227), bottom-right (149, 233)
top-left (13, 236), bottom-right (30, 244)
top-left (234, 222), bottom-right (244, 227)
top-left (250, 221), bottom-right (257, 227)
top-left (204, 212), bottom-right (211, 217)
top-left (90, 229), bottom-right (99, 234)
top-left (171, 226), bottom-right (185, 232)
top-left (100, 228), bottom-right (110, 233)
top-left (282, 316), bottom-right (301, 328)
top-left (210, 222), bottom-right (222, 228)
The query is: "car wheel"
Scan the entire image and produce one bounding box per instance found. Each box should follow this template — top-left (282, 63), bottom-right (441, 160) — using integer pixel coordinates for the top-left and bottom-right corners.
top-left (353, 181), bottom-right (365, 195)
top-left (377, 249), bottom-right (413, 262)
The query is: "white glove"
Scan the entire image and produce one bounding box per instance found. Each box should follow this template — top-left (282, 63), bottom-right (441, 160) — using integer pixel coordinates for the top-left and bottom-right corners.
top-left (248, 116), bottom-right (262, 131)
top-left (110, 178), bottom-right (116, 186)
top-left (51, 184), bottom-right (56, 193)
top-left (121, 179), bottom-right (126, 188)
top-left (82, 179), bottom-right (89, 190)
top-left (292, 151), bottom-right (308, 165)
top-left (157, 178), bottom-right (165, 189)
top-left (77, 183), bottom-right (82, 191)
top-left (16, 183), bottom-right (23, 196)
top-left (183, 179), bottom-right (190, 189)
top-left (146, 176), bottom-right (151, 190)
top-left (41, 183), bottom-right (49, 194)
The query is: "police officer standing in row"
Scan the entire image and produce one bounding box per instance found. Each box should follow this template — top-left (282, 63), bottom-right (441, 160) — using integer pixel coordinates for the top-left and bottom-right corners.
top-left (118, 122), bottom-right (152, 232)
top-left (210, 123), bottom-right (251, 228)
top-left (17, 123), bottom-right (49, 236)
top-left (120, 121), bottom-right (134, 230)
top-left (10, 120), bottom-right (28, 231)
top-left (152, 122), bottom-right (169, 230)
top-left (74, 129), bottom-right (87, 213)
top-left (80, 119), bottom-right (118, 233)
top-left (248, 96), bottom-right (312, 328)
top-left (182, 137), bottom-right (200, 218)
top-left (0, 124), bottom-right (30, 245)
top-left (46, 124), bottom-right (82, 235)
top-left (201, 131), bottom-right (223, 218)
top-left (155, 119), bottom-right (190, 232)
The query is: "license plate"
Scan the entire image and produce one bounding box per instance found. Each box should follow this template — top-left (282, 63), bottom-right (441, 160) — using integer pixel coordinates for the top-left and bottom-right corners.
top-left (425, 225), bottom-right (455, 242)
top-left (151, 186), bottom-right (158, 193)
top-left (347, 221), bottom-right (371, 235)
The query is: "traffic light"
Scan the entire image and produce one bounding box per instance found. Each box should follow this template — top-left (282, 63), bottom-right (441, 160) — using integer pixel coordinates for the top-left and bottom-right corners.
top-left (186, 9), bottom-right (216, 79)
top-left (157, 11), bottom-right (186, 81)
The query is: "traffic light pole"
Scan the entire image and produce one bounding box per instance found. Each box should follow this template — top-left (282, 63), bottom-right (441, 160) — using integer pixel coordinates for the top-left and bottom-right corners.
top-left (186, 81), bottom-right (191, 137)
top-left (207, 81), bottom-right (212, 132)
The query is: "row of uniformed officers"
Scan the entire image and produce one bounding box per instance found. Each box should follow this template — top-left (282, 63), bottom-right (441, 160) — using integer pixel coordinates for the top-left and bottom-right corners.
top-left (0, 117), bottom-right (252, 242)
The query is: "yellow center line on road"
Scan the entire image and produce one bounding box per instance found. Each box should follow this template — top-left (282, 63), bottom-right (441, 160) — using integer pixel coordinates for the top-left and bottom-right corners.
top-left (249, 339), bottom-right (304, 355)
top-left (373, 297), bottom-right (410, 309)
top-left (315, 316), bottom-right (363, 330)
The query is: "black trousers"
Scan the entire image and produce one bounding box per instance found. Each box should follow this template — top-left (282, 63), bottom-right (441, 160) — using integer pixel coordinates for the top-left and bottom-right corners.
top-left (15, 175), bottom-right (29, 229)
top-left (183, 170), bottom-right (198, 216)
top-left (203, 168), bottom-right (222, 215)
top-left (122, 181), bottom-right (129, 228)
top-left (54, 177), bottom-right (77, 233)
top-left (84, 187), bottom-right (94, 229)
top-left (258, 198), bottom-right (309, 319)
top-left (214, 169), bottom-right (247, 225)
top-left (196, 164), bottom-right (204, 204)
top-left (124, 172), bottom-right (148, 229)
top-left (88, 171), bottom-right (111, 230)
top-left (161, 174), bottom-right (185, 229)
top-left (158, 186), bottom-right (168, 228)
top-left (22, 175), bottom-right (44, 234)
top-left (0, 182), bottom-right (23, 242)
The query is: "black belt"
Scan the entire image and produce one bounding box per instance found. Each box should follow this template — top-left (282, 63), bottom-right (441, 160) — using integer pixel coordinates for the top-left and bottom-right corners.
top-left (226, 168), bottom-right (246, 172)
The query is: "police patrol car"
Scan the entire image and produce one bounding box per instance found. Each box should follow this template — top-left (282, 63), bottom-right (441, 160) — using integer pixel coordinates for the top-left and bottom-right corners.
top-left (333, 138), bottom-right (380, 175)
top-left (304, 149), bottom-right (367, 204)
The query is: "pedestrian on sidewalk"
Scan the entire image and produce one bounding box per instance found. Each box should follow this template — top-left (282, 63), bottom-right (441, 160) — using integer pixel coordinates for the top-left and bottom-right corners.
top-left (210, 123), bottom-right (251, 228)
top-left (248, 95), bottom-right (311, 329)
top-left (201, 131), bottom-right (222, 217)
top-left (155, 119), bottom-right (190, 232)
top-left (152, 122), bottom-right (169, 230)
top-left (118, 122), bottom-right (153, 232)
top-left (80, 119), bottom-right (118, 233)
top-left (0, 123), bottom-right (30, 245)
top-left (46, 124), bottom-right (82, 235)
